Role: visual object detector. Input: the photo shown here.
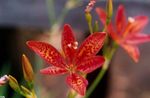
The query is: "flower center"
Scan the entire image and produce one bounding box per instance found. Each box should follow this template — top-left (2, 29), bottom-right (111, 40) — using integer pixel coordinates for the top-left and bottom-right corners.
top-left (66, 64), bottom-right (76, 73)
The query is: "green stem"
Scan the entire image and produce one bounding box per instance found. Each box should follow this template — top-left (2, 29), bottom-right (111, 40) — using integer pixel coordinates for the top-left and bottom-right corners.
top-left (85, 42), bottom-right (118, 98)
top-left (85, 2), bottom-right (114, 97)
top-left (57, 7), bottom-right (70, 26)
top-left (50, 0), bottom-right (73, 33)
top-left (46, 0), bottom-right (56, 25)
top-left (49, 3), bottom-right (71, 34)
top-left (85, 59), bottom-right (109, 98)
top-left (31, 89), bottom-right (37, 98)
top-left (56, 0), bottom-right (83, 26)
top-left (88, 22), bottom-right (93, 34)
top-left (85, 13), bottom-right (93, 34)
top-left (67, 90), bottom-right (77, 98)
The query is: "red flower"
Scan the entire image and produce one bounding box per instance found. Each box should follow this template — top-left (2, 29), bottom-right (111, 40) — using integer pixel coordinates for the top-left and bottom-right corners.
top-left (27, 24), bottom-right (106, 95)
top-left (96, 5), bottom-right (150, 62)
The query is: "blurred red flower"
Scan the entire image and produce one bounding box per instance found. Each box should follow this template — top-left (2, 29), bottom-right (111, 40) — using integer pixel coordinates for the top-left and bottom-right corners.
top-left (96, 5), bottom-right (150, 62)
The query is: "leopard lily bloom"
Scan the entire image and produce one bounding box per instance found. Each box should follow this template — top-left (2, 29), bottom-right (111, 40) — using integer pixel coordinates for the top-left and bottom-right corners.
top-left (96, 5), bottom-right (150, 62)
top-left (27, 24), bottom-right (106, 96)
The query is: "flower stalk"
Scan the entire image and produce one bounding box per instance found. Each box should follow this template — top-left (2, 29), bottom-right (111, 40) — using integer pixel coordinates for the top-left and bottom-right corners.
top-left (85, 1), bottom-right (114, 97)
top-left (85, 42), bottom-right (118, 98)
top-left (85, 12), bottom-right (93, 34)
top-left (7, 54), bottom-right (37, 98)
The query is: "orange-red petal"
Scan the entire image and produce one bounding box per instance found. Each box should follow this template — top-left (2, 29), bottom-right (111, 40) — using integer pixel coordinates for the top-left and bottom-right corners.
top-left (128, 16), bottom-right (148, 34)
top-left (40, 66), bottom-right (67, 75)
top-left (121, 44), bottom-right (139, 62)
top-left (116, 5), bottom-right (126, 34)
top-left (96, 7), bottom-right (107, 25)
top-left (107, 23), bottom-right (121, 43)
top-left (62, 24), bottom-right (77, 64)
top-left (77, 56), bottom-right (105, 73)
top-left (27, 41), bottom-right (65, 68)
top-left (126, 33), bottom-right (150, 45)
top-left (66, 74), bottom-right (88, 96)
top-left (76, 32), bottom-right (106, 62)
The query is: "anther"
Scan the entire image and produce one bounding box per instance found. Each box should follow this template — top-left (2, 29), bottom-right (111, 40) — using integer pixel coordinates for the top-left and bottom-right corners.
top-left (128, 17), bottom-right (135, 23)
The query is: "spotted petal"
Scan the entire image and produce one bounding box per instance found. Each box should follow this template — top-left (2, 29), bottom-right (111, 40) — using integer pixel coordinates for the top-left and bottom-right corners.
top-left (62, 24), bottom-right (77, 64)
top-left (76, 32), bottom-right (106, 62)
top-left (116, 5), bottom-right (126, 34)
top-left (27, 41), bottom-right (65, 68)
top-left (66, 74), bottom-right (88, 96)
top-left (77, 56), bottom-right (105, 73)
top-left (121, 44), bottom-right (139, 62)
top-left (40, 66), bottom-right (67, 75)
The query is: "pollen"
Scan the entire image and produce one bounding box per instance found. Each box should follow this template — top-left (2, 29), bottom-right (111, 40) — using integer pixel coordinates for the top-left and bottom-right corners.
top-left (73, 46), bottom-right (78, 49)
top-left (74, 41), bottom-right (78, 46)
top-left (128, 17), bottom-right (135, 23)
top-left (67, 43), bottom-right (72, 47)
top-left (73, 41), bottom-right (78, 49)
top-left (77, 79), bottom-right (82, 86)
top-left (67, 41), bottom-right (78, 49)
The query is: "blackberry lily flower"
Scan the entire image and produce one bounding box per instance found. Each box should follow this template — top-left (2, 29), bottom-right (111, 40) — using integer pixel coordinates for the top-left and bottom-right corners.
top-left (27, 24), bottom-right (106, 96)
top-left (96, 5), bottom-right (150, 62)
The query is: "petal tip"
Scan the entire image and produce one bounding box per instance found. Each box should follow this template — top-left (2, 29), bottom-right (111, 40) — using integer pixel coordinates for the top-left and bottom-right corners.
top-left (64, 24), bottom-right (71, 29)
top-left (133, 57), bottom-right (139, 63)
top-left (22, 54), bottom-right (26, 58)
top-left (26, 41), bottom-right (35, 46)
top-left (119, 4), bottom-right (125, 9)
top-left (26, 41), bottom-right (31, 45)
top-left (97, 32), bottom-right (107, 38)
top-left (40, 69), bottom-right (48, 75)
top-left (66, 74), bottom-right (88, 96)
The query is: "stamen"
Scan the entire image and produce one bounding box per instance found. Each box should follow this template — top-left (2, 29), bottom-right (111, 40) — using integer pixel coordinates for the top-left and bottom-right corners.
top-left (73, 41), bottom-right (78, 49)
top-left (73, 46), bottom-right (78, 49)
top-left (128, 17), bottom-right (135, 23)
top-left (74, 41), bottom-right (78, 46)
top-left (67, 43), bottom-right (71, 47)
top-left (67, 42), bottom-right (78, 49)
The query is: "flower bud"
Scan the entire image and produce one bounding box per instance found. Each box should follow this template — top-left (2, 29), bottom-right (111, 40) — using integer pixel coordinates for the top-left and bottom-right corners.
top-left (20, 85), bottom-right (31, 96)
top-left (106, 0), bottom-right (113, 20)
top-left (85, 12), bottom-right (92, 25)
top-left (8, 75), bottom-right (21, 92)
top-left (85, 12), bottom-right (93, 33)
top-left (22, 54), bottom-right (34, 83)
top-left (93, 21), bottom-right (99, 32)
top-left (0, 75), bottom-right (9, 86)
